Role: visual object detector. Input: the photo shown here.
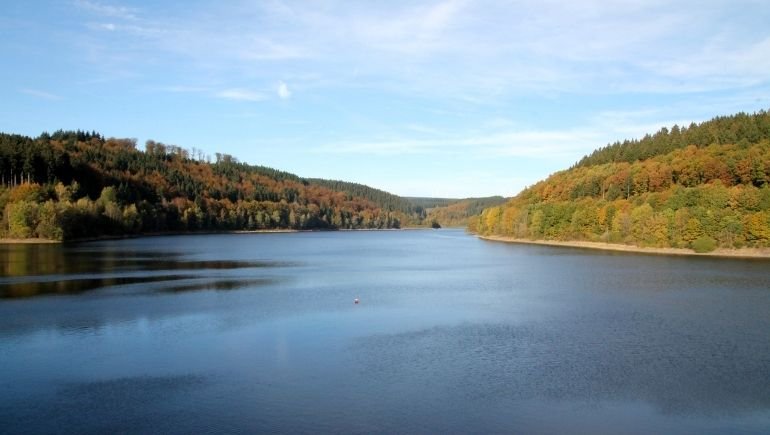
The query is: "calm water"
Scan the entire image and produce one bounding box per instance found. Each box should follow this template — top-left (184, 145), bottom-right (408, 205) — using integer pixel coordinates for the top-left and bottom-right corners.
top-left (1, 229), bottom-right (770, 434)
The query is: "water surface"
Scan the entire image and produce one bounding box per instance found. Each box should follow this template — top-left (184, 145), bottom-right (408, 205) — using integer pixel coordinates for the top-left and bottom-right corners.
top-left (1, 230), bottom-right (769, 433)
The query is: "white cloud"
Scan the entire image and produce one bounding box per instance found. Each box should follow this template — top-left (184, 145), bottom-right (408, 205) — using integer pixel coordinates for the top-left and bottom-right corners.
top-left (348, 0), bottom-right (467, 55)
top-left (315, 103), bottom-right (747, 162)
top-left (317, 129), bottom-right (598, 159)
top-left (159, 85), bottom-right (211, 93)
top-left (473, 131), bottom-right (601, 158)
top-left (239, 39), bottom-right (309, 61)
top-left (277, 81), bottom-right (291, 99)
top-left (216, 88), bottom-right (266, 102)
top-left (69, 1), bottom-right (770, 99)
top-left (74, 0), bottom-right (137, 20)
top-left (322, 138), bottom-right (437, 156)
top-left (377, 174), bottom-right (521, 198)
top-left (639, 36), bottom-right (770, 90)
top-left (19, 88), bottom-right (62, 100)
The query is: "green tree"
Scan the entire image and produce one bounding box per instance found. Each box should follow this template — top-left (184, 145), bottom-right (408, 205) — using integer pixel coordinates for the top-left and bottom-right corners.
top-left (6, 201), bottom-right (38, 238)
top-left (35, 200), bottom-right (62, 240)
top-left (683, 218), bottom-right (704, 243)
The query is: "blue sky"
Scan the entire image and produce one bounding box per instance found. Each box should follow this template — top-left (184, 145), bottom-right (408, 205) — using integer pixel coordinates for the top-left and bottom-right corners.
top-left (2, 0), bottom-right (770, 197)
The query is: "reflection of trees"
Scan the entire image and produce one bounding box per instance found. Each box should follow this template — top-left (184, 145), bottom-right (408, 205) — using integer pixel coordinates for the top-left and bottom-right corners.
top-left (0, 243), bottom-right (290, 298)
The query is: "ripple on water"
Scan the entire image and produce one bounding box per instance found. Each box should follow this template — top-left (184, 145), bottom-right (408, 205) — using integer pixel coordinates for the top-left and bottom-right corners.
top-left (0, 374), bottom-right (208, 433)
top-left (351, 318), bottom-right (770, 417)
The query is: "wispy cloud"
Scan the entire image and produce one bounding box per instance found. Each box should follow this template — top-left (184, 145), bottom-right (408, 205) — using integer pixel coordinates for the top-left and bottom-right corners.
top-left (321, 138), bottom-right (438, 156)
top-left (74, 0), bottom-right (137, 20)
top-left (378, 172), bottom-right (525, 198)
top-left (159, 85), bottom-right (211, 94)
top-left (318, 129), bottom-right (599, 159)
top-left (639, 36), bottom-right (770, 91)
top-left (95, 22), bottom-right (116, 31)
top-left (316, 105), bottom-right (730, 161)
top-left (67, 0), bottom-right (770, 99)
top-left (347, 0), bottom-right (468, 55)
top-left (277, 81), bottom-right (291, 99)
top-left (216, 88), bottom-right (266, 102)
top-left (238, 39), bottom-right (309, 61)
top-left (19, 88), bottom-right (62, 100)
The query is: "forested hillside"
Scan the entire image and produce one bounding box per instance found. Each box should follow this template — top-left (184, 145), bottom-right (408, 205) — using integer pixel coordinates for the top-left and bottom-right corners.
top-left (422, 196), bottom-right (507, 227)
top-left (405, 197), bottom-right (457, 210)
top-left (472, 110), bottom-right (770, 252)
top-left (575, 111), bottom-right (769, 167)
top-left (0, 130), bottom-right (407, 240)
top-left (309, 179), bottom-right (423, 218)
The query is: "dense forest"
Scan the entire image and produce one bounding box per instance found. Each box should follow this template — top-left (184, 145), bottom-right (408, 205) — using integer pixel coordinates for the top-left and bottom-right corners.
top-left (418, 196), bottom-right (507, 227)
top-left (405, 197), bottom-right (458, 210)
top-left (309, 179), bottom-right (425, 218)
top-left (0, 130), bottom-right (412, 240)
top-left (472, 110), bottom-right (770, 252)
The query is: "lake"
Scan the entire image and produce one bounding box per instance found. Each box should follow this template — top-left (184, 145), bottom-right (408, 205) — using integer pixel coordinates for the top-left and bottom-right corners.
top-left (1, 229), bottom-right (769, 434)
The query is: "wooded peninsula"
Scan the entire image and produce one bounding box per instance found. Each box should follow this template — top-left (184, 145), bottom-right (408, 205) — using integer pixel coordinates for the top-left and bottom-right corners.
top-left (471, 110), bottom-right (770, 253)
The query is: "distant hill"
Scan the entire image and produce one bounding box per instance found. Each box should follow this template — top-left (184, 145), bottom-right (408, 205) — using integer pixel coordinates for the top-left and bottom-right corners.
top-left (308, 179), bottom-right (420, 216)
top-left (0, 130), bottom-right (409, 240)
top-left (417, 196), bottom-right (508, 227)
top-left (472, 110), bottom-right (770, 252)
top-left (405, 197), bottom-right (458, 210)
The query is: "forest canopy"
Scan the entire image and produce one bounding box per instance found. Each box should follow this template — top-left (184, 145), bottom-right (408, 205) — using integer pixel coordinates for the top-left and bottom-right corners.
top-left (472, 110), bottom-right (770, 252)
top-left (0, 130), bottom-right (411, 240)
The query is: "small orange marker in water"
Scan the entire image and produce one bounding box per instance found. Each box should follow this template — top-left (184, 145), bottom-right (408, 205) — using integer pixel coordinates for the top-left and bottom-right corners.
top-left (354, 298), bottom-right (359, 304)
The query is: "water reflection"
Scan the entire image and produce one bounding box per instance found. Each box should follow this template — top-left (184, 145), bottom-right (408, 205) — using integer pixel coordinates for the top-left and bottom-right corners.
top-left (0, 245), bottom-right (179, 277)
top-left (0, 275), bottom-right (195, 298)
top-left (161, 278), bottom-right (278, 293)
top-left (0, 244), bottom-right (295, 278)
top-left (0, 243), bottom-right (295, 299)
top-left (122, 259), bottom-right (296, 271)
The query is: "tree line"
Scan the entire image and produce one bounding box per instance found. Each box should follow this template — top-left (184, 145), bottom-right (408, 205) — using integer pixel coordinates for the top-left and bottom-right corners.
top-left (308, 178), bottom-right (421, 216)
top-left (0, 130), bottom-right (405, 240)
top-left (472, 110), bottom-right (770, 252)
top-left (575, 110), bottom-right (770, 168)
top-left (423, 196), bottom-right (507, 227)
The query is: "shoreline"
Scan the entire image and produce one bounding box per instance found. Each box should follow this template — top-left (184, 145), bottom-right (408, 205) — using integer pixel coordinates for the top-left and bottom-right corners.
top-left (0, 229), bottom-right (301, 245)
top-left (0, 238), bottom-right (61, 245)
top-left (478, 235), bottom-right (770, 259)
top-left (0, 227), bottom-right (434, 245)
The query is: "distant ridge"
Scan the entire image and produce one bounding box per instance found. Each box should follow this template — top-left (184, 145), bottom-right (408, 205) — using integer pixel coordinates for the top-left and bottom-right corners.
top-left (0, 130), bottom-right (411, 240)
top-left (575, 110), bottom-right (770, 167)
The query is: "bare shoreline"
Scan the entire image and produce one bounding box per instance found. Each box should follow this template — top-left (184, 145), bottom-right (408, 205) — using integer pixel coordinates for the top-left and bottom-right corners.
top-left (478, 235), bottom-right (770, 259)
